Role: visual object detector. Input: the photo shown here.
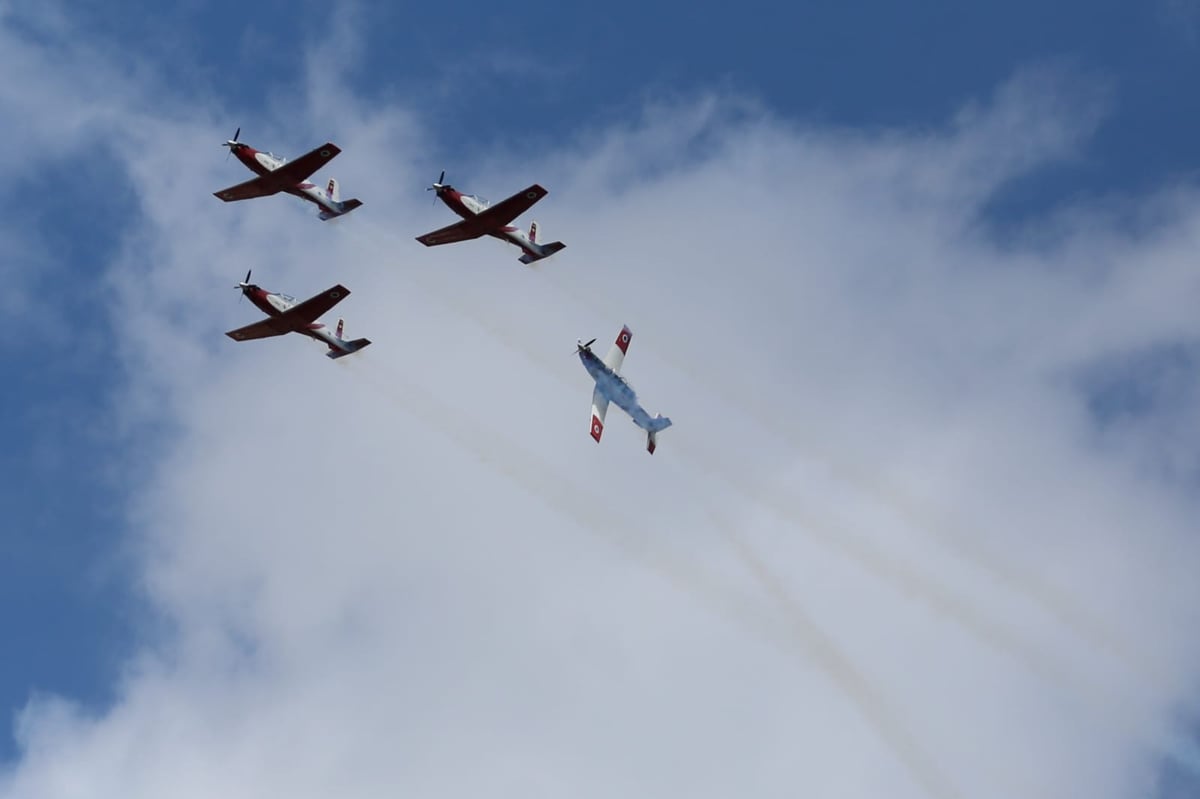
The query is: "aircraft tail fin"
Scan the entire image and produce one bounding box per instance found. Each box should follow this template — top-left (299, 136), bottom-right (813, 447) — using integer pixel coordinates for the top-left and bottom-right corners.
top-left (326, 319), bottom-right (370, 359)
top-left (326, 178), bottom-right (341, 203)
top-left (529, 220), bottom-right (538, 243)
top-left (644, 415), bottom-right (672, 454)
top-left (518, 240), bottom-right (566, 264)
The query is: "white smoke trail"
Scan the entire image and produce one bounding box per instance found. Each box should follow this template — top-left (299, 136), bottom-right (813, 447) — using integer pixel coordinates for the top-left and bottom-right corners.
top-left (335, 353), bottom-right (969, 798)
top-left (330, 218), bottom-right (1200, 790)
top-left (336, 219), bottom-right (1120, 692)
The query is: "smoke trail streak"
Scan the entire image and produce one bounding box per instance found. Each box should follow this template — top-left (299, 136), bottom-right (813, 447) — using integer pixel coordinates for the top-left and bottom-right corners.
top-left (335, 220), bottom-right (1200, 785)
top-left (705, 506), bottom-right (968, 799)
top-left (336, 354), bottom-right (967, 798)
top-left (667, 429), bottom-right (1200, 788)
top-left (338, 356), bottom-right (797, 641)
top-left (340, 220), bottom-right (1102, 695)
top-left (347, 219), bottom-right (1132, 678)
top-left (669, 432), bottom-right (1080, 690)
top-left (535, 261), bottom-right (1144, 675)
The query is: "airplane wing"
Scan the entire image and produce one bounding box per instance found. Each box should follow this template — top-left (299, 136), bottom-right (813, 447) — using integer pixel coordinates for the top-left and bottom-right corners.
top-left (603, 325), bottom-right (632, 373)
top-left (415, 219), bottom-right (487, 247)
top-left (590, 387), bottom-right (610, 442)
top-left (213, 174), bottom-right (283, 202)
top-left (471, 184), bottom-right (548, 227)
top-left (278, 284), bottom-right (351, 325)
top-left (226, 318), bottom-right (289, 341)
top-left (272, 142), bottom-right (341, 184)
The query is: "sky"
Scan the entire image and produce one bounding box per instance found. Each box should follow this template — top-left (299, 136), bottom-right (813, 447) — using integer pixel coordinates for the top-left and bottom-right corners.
top-left (3, 1), bottom-right (1200, 797)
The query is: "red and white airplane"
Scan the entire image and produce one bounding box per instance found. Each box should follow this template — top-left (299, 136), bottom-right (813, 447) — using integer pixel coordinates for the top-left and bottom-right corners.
top-left (226, 271), bottom-right (371, 360)
top-left (416, 172), bottom-right (566, 264)
top-left (213, 129), bottom-right (363, 221)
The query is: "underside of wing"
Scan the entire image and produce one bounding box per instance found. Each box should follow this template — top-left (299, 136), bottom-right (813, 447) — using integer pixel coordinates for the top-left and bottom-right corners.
top-left (226, 318), bottom-right (289, 341)
top-left (273, 142), bottom-right (341, 184)
top-left (278, 284), bottom-right (350, 326)
top-left (213, 175), bottom-right (282, 202)
top-left (603, 325), bottom-right (632, 373)
top-left (590, 387), bottom-right (610, 442)
top-left (472, 184), bottom-right (548, 228)
top-left (415, 219), bottom-right (486, 247)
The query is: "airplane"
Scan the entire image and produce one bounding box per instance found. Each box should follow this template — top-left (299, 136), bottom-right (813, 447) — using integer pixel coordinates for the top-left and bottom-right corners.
top-left (416, 171), bottom-right (566, 264)
top-left (577, 325), bottom-right (672, 454)
top-left (226, 270), bottom-right (371, 360)
top-left (213, 128), bottom-right (363, 221)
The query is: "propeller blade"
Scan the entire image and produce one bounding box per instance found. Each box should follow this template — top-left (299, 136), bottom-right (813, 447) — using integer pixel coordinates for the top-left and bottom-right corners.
top-left (427, 170), bottom-right (447, 201)
top-left (236, 269), bottom-right (252, 301)
top-left (224, 128), bottom-right (242, 160)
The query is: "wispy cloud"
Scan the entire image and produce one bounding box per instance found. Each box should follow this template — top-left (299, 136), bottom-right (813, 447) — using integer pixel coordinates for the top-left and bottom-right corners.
top-left (3, 10), bottom-right (1200, 799)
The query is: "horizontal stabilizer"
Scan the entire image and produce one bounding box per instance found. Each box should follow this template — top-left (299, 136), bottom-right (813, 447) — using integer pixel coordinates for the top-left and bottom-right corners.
top-left (318, 198), bottom-right (363, 221)
top-left (646, 414), bottom-right (672, 433)
top-left (645, 416), bottom-right (671, 454)
top-left (327, 337), bottom-right (371, 359)
top-left (518, 241), bottom-right (566, 265)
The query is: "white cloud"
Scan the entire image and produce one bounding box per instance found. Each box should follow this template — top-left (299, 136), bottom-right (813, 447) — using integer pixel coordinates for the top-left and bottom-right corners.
top-left (3, 11), bottom-right (1200, 799)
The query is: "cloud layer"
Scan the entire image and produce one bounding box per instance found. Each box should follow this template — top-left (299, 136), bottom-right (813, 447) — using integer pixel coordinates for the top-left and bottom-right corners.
top-left (4, 11), bottom-right (1200, 799)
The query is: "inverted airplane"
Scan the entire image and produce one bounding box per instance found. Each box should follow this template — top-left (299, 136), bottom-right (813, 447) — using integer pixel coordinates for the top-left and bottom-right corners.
top-left (416, 172), bottom-right (566, 265)
top-left (213, 128), bottom-right (363, 221)
top-left (226, 270), bottom-right (371, 360)
top-left (577, 325), bottom-right (672, 454)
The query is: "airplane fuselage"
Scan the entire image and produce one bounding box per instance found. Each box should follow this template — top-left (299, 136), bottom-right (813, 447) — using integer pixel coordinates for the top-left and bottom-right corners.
top-left (241, 285), bottom-right (351, 353)
top-left (578, 347), bottom-right (659, 430)
top-left (435, 186), bottom-right (540, 258)
top-left (231, 145), bottom-right (343, 216)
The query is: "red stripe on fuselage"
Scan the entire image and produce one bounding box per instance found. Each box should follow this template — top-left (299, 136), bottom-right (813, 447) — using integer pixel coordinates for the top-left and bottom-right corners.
top-left (437, 188), bottom-right (473, 220)
top-left (246, 288), bottom-right (277, 317)
top-left (233, 145), bottom-right (269, 176)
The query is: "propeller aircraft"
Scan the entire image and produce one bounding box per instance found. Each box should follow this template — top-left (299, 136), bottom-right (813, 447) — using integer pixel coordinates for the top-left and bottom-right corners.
top-left (213, 128), bottom-right (363, 221)
top-left (577, 325), bottom-right (672, 454)
top-left (416, 171), bottom-right (566, 264)
top-left (226, 270), bottom-right (371, 360)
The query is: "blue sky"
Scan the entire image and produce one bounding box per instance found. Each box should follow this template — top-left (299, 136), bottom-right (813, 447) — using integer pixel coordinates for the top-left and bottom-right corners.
top-left (4, 2), bottom-right (1200, 797)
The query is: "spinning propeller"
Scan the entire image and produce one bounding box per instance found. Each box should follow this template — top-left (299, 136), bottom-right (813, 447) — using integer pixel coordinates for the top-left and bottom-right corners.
top-left (576, 337), bottom-right (596, 354)
top-left (222, 127), bottom-right (243, 160)
top-left (427, 170), bottom-right (447, 203)
top-left (235, 268), bottom-right (253, 302)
